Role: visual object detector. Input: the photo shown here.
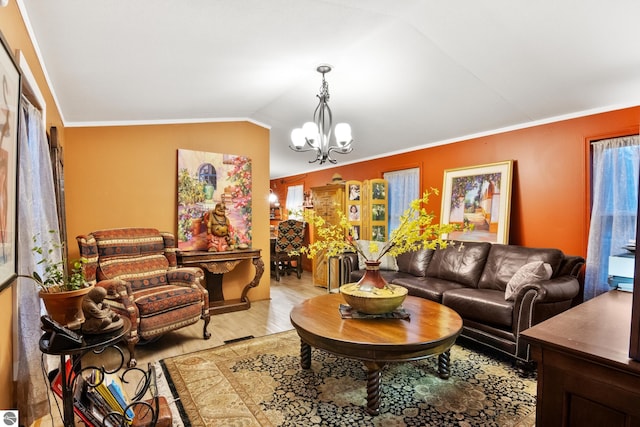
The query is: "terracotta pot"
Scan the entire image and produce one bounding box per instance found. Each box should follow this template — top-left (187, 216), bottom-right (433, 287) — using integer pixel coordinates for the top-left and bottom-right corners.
top-left (340, 261), bottom-right (407, 314)
top-left (39, 285), bottom-right (94, 328)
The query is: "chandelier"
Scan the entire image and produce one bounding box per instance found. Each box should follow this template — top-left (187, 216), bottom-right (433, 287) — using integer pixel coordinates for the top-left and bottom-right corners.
top-left (290, 64), bottom-right (353, 164)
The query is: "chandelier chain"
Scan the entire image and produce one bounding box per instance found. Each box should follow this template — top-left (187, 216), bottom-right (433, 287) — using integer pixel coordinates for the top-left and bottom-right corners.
top-left (318, 74), bottom-right (330, 102)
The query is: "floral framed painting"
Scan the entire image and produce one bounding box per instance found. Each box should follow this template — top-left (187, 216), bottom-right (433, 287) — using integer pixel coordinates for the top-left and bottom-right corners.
top-left (0, 32), bottom-right (20, 292)
top-left (177, 149), bottom-right (252, 251)
top-left (441, 160), bottom-right (513, 244)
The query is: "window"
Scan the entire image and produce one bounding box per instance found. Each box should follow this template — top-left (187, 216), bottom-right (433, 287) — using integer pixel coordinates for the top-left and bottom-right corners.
top-left (384, 168), bottom-right (420, 233)
top-left (286, 185), bottom-right (304, 220)
top-left (584, 135), bottom-right (640, 300)
top-left (197, 163), bottom-right (217, 187)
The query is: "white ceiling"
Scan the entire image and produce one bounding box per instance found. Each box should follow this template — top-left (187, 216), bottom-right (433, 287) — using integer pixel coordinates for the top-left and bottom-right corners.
top-left (17, 0), bottom-right (640, 179)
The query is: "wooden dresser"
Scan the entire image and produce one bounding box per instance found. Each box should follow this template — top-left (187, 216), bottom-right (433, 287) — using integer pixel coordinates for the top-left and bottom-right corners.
top-left (522, 290), bottom-right (640, 427)
top-left (310, 183), bottom-right (345, 287)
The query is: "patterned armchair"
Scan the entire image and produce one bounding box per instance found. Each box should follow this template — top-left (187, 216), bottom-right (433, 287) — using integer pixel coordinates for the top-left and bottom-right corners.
top-left (77, 228), bottom-right (210, 367)
top-left (271, 220), bottom-right (305, 281)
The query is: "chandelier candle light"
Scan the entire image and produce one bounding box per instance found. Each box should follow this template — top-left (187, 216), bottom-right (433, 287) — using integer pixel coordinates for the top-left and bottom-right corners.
top-left (290, 64), bottom-right (353, 164)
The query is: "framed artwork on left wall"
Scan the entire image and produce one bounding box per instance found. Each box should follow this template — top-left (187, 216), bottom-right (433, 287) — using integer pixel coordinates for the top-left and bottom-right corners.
top-left (0, 31), bottom-right (20, 292)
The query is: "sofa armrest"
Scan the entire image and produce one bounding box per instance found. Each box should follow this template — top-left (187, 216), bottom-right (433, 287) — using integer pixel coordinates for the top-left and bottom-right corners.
top-left (339, 252), bottom-right (359, 285)
top-left (96, 279), bottom-right (139, 329)
top-left (557, 255), bottom-right (585, 278)
top-left (516, 276), bottom-right (580, 304)
top-left (512, 276), bottom-right (580, 346)
top-left (167, 267), bottom-right (205, 287)
top-left (557, 255), bottom-right (585, 305)
top-left (97, 278), bottom-right (132, 298)
top-left (167, 267), bottom-right (209, 313)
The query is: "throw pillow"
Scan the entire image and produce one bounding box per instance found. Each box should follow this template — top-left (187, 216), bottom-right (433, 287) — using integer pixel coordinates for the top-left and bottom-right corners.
top-left (357, 240), bottom-right (398, 271)
top-left (505, 261), bottom-right (552, 301)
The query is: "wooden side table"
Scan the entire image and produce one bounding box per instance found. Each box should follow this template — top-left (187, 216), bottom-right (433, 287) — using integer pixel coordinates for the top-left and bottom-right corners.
top-left (522, 291), bottom-right (640, 426)
top-left (177, 249), bottom-right (264, 315)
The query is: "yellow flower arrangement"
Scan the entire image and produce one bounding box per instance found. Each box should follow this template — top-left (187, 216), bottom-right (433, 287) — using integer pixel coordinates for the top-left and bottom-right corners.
top-left (298, 189), bottom-right (468, 261)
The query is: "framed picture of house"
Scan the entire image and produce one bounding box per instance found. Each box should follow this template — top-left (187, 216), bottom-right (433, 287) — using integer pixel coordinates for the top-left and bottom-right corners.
top-left (441, 160), bottom-right (513, 244)
top-left (0, 32), bottom-right (20, 292)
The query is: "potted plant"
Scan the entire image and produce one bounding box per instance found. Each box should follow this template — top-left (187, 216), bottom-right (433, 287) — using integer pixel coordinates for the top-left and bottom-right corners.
top-left (21, 230), bottom-right (93, 327)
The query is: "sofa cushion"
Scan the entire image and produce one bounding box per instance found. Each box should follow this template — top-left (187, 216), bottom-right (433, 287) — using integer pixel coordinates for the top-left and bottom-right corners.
top-left (504, 261), bottom-right (552, 301)
top-left (478, 244), bottom-right (563, 291)
top-left (443, 288), bottom-right (513, 328)
top-left (133, 284), bottom-right (204, 316)
top-left (426, 241), bottom-right (491, 288)
top-left (357, 240), bottom-right (398, 271)
top-left (392, 276), bottom-right (466, 303)
top-left (396, 248), bottom-right (434, 277)
top-left (92, 228), bottom-right (166, 260)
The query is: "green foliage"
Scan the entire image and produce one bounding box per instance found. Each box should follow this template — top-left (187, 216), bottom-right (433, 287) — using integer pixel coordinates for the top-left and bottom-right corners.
top-left (22, 230), bottom-right (86, 293)
top-left (298, 189), bottom-right (472, 261)
top-left (178, 168), bottom-right (206, 205)
top-left (450, 173), bottom-right (501, 210)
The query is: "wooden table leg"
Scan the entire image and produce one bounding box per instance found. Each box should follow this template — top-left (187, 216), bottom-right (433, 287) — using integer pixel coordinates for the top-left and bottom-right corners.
top-left (300, 341), bottom-right (311, 369)
top-left (438, 350), bottom-right (451, 379)
top-left (363, 361), bottom-right (386, 415)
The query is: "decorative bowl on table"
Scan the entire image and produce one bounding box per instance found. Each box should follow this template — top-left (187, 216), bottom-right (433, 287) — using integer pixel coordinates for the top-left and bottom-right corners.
top-left (340, 282), bottom-right (408, 315)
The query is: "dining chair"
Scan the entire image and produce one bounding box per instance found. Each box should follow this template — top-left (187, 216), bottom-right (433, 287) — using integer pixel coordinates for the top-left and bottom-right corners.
top-left (271, 220), bottom-right (305, 281)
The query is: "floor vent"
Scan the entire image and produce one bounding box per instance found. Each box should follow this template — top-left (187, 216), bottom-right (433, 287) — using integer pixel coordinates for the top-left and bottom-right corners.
top-left (224, 335), bottom-right (255, 344)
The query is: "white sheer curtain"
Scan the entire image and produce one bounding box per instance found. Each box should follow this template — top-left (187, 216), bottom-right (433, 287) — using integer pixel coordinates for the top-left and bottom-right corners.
top-left (584, 135), bottom-right (640, 301)
top-left (16, 97), bottom-right (62, 425)
top-left (384, 168), bottom-right (420, 233)
top-left (285, 184), bottom-right (304, 220)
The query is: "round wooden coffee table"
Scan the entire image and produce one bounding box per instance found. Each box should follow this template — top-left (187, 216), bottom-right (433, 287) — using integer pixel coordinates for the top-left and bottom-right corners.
top-left (290, 293), bottom-right (463, 415)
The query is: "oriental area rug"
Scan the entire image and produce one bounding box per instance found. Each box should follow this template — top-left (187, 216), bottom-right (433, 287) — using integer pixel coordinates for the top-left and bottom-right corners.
top-left (159, 330), bottom-right (537, 426)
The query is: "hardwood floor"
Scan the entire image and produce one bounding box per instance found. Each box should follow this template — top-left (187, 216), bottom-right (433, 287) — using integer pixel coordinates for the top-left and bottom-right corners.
top-left (127, 270), bottom-right (325, 366)
top-left (35, 271), bottom-right (325, 426)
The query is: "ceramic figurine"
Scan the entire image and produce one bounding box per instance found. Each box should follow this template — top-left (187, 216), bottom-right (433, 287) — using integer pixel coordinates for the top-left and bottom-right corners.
top-left (205, 202), bottom-right (234, 252)
top-left (81, 286), bottom-right (123, 334)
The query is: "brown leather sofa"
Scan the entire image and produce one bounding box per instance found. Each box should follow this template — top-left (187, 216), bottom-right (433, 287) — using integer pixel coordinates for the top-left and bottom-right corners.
top-left (341, 241), bottom-right (584, 370)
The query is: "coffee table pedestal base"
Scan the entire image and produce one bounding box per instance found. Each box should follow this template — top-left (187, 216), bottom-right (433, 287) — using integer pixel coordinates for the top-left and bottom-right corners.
top-left (438, 350), bottom-right (451, 379)
top-left (299, 341), bottom-right (452, 416)
top-left (363, 361), bottom-right (383, 415)
top-left (301, 341), bottom-right (312, 369)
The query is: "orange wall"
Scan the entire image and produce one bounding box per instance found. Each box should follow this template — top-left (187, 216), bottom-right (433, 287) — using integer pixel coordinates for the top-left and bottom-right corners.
top-left (272, 107), bottom-right (640, 257)
top-left (64, 122), bottom-right (272, 302)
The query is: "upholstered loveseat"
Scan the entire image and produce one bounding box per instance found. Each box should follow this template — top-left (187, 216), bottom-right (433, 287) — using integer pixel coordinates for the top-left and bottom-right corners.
top-left (341, 241), bottom-right (584, 369)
